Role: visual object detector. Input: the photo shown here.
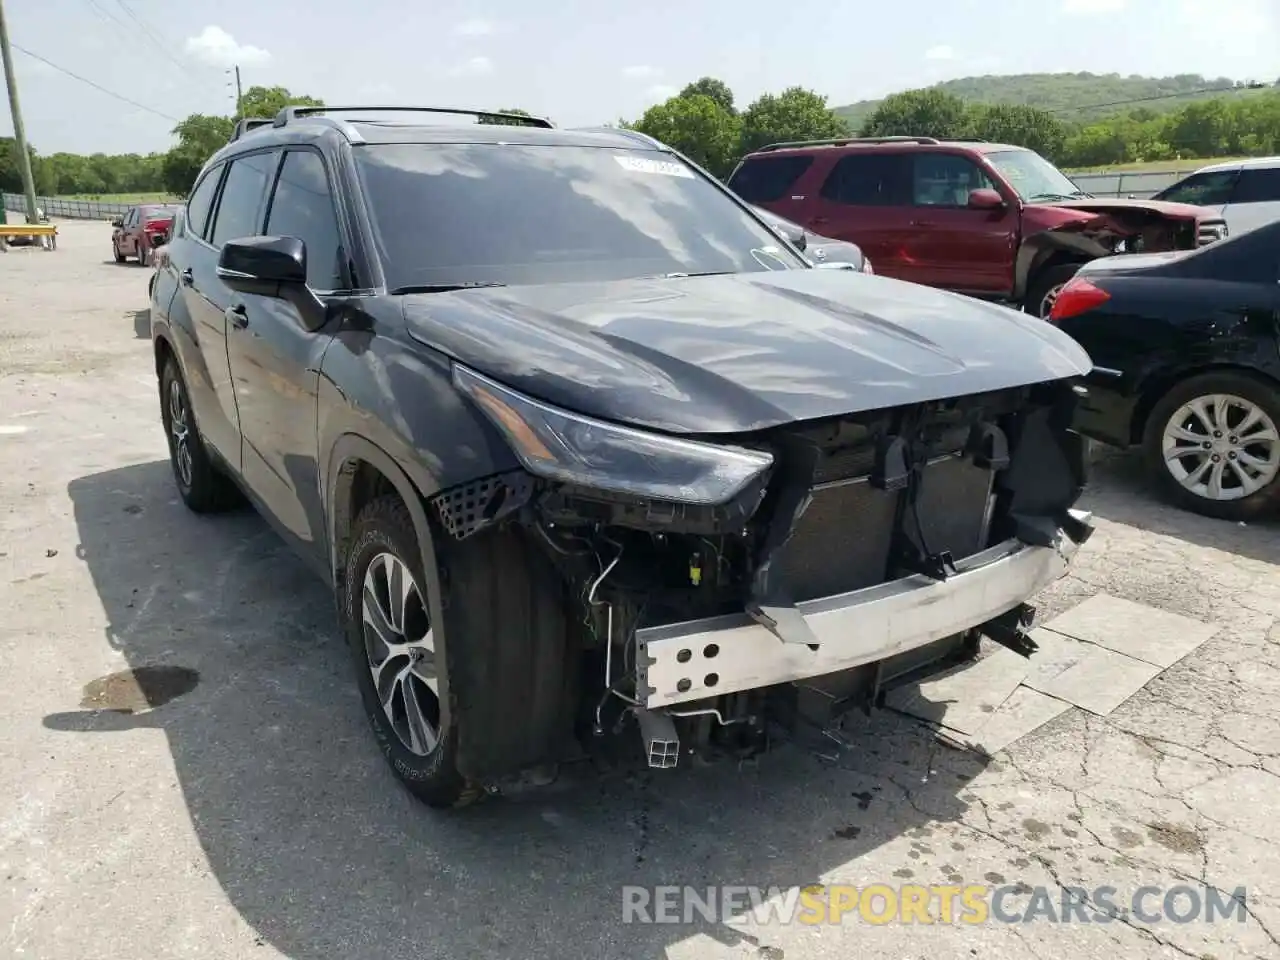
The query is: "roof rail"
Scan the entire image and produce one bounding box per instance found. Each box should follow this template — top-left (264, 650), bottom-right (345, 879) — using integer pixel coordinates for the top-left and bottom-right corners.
top-left (755, 135), bottom-right (940, 152)
top-left (273, 105), bottom-right (554, 129)
top-left (229, 117), bottom-right (272, 142)
top-left (943, 137), bottom-right (989, 143)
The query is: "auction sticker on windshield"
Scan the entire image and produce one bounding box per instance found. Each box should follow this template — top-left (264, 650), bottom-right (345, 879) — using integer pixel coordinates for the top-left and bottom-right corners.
top-left (614, 155), bottom-right (695, 178)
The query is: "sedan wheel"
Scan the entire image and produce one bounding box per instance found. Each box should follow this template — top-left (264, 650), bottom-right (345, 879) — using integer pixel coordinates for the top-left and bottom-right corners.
top-left (361, 551), bottom-right (440, 756)
top-left (1161, 394), bottom-right (1279, 501)
top-left (1038, 283), bottom-right (1066, 319)
top-left (1144, 371), bottom-right (1280, 520)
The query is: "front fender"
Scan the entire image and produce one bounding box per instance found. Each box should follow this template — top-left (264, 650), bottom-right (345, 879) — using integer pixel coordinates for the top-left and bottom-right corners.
top-left (1014, 229), bottom-right (1111, 302)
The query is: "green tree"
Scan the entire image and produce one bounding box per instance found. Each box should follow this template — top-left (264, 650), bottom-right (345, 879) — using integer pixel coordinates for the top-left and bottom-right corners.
top-left (630, 94), bottom-right (742, 177)
top-left (237, 85), bottom-right (324, 122)
top-left (738, 87), bottom-right (849, 155)
top-left (968, 104), bottom-right (1067, 159)
top-left (477, 107), bottom-right (537, 126)
top-left (161, 114), bottom-right (235, 195)
top-left (679, 77), bottom-right (736, 115)
top-left (860, 89), bottom-right (972, 140)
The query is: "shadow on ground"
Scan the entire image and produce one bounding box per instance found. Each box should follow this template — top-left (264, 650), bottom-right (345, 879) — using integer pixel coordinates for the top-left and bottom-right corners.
top-left (1083, 448), bottom-right (1280, 567)
top-left (132, 309), bottom-right (149, 340)
top-left (54, 461), bottom-right (985, 960)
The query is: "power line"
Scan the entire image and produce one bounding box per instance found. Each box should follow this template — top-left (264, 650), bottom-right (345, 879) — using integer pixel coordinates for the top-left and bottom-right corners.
top-left (111, 0), bottom-right (203, 86)
top-left (10, 42), bottom-right (179, 122)
top-left (1050, 83), bottom-right (1268, 116)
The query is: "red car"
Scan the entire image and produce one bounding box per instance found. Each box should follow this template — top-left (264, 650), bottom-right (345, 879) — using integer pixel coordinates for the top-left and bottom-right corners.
top-left (111, 204), bottom-right (179, 267)
top-left (727, 137), bottom-right (1227, 318)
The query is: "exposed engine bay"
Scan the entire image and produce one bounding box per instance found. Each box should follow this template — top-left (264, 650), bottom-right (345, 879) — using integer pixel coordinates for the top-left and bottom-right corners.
top-left (432, 379), bottom-right (1094, 773)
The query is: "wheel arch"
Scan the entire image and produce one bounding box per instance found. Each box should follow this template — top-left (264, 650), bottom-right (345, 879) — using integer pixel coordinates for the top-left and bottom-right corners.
top-left (1014, 230), bottom-right (1108, 303)
top-left (1130, 362), bottom-right (1280, 445)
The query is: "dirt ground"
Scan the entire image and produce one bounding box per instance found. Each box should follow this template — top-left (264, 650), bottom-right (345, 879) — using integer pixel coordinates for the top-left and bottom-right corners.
top-left (2, 220), bottom-right (1279, 960)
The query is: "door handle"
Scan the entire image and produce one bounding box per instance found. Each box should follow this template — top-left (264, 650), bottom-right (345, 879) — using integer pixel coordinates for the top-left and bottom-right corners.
top-left (226, 304), bottom-right (249, 330)
top-left (181, 267), bottom-right (193, 285)
top-left (911, 220), bottom-right (937, 227)
top-left (811, 216), bottom-right (831, 225)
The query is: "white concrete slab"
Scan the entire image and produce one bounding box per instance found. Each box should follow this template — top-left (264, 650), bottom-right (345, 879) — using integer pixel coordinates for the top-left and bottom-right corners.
top-left (1040, 593), bottom-right (1218, 668)
top-left (884, 643), bottom-right (1030, 737)
top-left (961, 685), bottom-right (1073, 757)
top-left (1022, 643), bottom-right (1163, 716)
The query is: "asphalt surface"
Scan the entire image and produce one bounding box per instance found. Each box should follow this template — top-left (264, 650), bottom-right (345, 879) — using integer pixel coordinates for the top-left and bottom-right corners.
top-left (2, 220), bottom-right (1279, 960)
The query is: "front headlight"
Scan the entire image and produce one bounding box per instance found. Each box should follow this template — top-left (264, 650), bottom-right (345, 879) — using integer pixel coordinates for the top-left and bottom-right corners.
top-left (453, 365), bottom-right (774, 505)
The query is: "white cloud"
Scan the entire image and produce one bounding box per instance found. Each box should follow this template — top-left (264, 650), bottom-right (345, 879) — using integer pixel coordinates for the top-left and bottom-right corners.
top-left (357, 82), bottom-right (397, 100)
top-left (453, 18), bottom-right (496, 36)
top-left (1061, 0), bottom-right (1127, 13)
top-left (448, 56), bottom-right (494, 77)
top-left (923, 45), bottom-right (955, 60)
top-left (645, 84), bottom-right (677, 101)
top-left (622, 65), bottom-right (663, 80)
top-left (185, 26), bottom-right (270, 67)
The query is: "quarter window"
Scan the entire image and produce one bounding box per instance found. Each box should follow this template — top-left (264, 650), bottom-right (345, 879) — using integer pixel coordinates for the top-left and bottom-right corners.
top-left (208, 151), bottom-right (278, 248)
top-left (729, 155), bottom-right (814, 203)
top-left (1232, 168), bottom-right (1280, 204)
top-left (185, 165), bottom-right (222, 240)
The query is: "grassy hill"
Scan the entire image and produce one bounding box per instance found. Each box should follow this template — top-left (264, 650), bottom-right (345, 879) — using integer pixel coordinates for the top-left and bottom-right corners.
top-left (834, 72), bottom-right (1270, 131)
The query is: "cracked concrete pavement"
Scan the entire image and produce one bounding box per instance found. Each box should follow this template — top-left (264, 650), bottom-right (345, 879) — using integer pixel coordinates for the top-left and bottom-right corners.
top-left (2, 220), bottom-right (1279, 959)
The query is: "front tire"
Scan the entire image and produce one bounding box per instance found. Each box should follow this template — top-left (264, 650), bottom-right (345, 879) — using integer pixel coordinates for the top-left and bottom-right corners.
top-left (343, 495), bottom-right (481, 809)
top-left (159, 358), bottom-right (240, 513)
top-left (1142, 370), bottom-right (1280, 521)
top-left (1024, 262), bottom-right (1083, 319)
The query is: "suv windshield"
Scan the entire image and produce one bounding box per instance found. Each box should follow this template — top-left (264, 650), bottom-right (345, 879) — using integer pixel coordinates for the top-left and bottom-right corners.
top-left (985, 149), bottom-right (1087, 202)
top-left (354, 143), bottom-right (805, 290)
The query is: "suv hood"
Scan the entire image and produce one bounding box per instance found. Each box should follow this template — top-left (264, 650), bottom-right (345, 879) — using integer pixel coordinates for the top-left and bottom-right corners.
top-left (402, 271), bottom-right (1092, 434)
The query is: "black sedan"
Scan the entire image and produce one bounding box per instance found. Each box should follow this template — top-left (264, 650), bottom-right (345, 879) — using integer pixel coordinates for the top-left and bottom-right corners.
top-left (1050, 219), bottom-right (1280, 520)
top-left (750, 204), bottom-right (873, 272)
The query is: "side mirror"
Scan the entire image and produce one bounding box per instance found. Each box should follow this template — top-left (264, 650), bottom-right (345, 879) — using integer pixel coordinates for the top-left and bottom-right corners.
top-left (216, 236), bottom-right (306, 296)
top-left (110, 218), bottom-right (123, 228)
top-left (967, 188), bottom-right (1006, 210)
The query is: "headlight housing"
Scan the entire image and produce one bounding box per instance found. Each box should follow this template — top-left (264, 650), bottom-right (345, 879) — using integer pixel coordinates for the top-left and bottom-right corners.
top-left (453, 365), bottom-right (774, 505)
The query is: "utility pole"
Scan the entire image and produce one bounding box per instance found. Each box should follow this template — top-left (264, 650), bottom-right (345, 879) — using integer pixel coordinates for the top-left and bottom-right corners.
top-left (234, 65), bottom-right (243, 117)
top-left (0, 0), bottom-right (39, 224)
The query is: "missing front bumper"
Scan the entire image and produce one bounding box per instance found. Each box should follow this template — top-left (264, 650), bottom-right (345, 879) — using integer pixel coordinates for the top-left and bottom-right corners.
top-left (635, 509), bottom-right (1092, 709)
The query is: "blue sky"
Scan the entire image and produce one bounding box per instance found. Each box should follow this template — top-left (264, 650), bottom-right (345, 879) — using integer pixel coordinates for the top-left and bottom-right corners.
top-left (4, 0), bottom-right (1278, 155)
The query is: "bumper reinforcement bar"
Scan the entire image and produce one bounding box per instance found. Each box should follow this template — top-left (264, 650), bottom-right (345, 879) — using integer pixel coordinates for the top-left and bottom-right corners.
top-left (635, 509), bottom-right (1092, 709)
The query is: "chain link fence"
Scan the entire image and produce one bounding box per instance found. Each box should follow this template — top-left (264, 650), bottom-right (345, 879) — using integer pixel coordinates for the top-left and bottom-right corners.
top-left (3, 193), bottom-right (141, 220)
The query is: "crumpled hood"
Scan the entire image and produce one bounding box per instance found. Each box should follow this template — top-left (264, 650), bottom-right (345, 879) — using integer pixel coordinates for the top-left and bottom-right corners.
top-left (1046, 197), bottom-right (1210, 220)
top-left (402, 270), bottom-right (1092, 434)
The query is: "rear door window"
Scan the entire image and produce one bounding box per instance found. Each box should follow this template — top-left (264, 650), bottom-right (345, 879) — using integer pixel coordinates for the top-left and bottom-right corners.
top-left (208, 150), bottom-right (279, 248)
top-left (1231, 168), bottom-right (1280, 204)
top-left (1156, 170), bottom-right (1239, 206)
top-left (728, 155), bottom-right (814, 203)
top-left (819, 154), bottom-right (911, 206)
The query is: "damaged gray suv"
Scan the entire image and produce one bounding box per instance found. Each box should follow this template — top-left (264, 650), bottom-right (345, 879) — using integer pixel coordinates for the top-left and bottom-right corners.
top-left (149, 105), bottom-right (1095, 808)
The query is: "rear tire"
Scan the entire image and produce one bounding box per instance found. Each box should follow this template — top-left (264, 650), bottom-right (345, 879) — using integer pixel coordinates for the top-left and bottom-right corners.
top-left (1142, 370), bottom-right (1280, 521)
top-left (159, 358), bottom-right (240, 513)
top-left (113, 240), bottom-right (125, 263)
top-left (137, 241), bottom-right (150, 267)
top-left (1024, 262), bottom-right (1084, 319)
top-left (343, 495), bottom-right (481, 809)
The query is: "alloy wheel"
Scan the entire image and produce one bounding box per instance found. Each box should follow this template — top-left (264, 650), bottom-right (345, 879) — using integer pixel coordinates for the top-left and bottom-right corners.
top-left (167, 378), bottom-right (194, 489)
top-left (1161, 393), bottom-right (1280, 501)
top-left (361, 552), bottom-right (440, 756)
top-left (1039, 283), bottom-right (1066, 319)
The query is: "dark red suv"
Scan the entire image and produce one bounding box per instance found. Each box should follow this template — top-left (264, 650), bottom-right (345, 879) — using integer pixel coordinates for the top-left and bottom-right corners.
top-left (727, 136), bottom-right (1227, 317)
top-left (111, 204), bottom-right (179, 267)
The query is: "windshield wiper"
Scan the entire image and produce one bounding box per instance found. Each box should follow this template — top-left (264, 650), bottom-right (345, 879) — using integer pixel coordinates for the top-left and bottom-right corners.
top-left (1026, 193), bottom-right (1080, 202)
top-left (390, 282), bottom-right (507, 294)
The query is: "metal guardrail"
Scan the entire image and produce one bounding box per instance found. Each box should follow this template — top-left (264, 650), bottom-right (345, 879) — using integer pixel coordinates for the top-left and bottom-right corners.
top-left (1067, 167), bottom-right (1198, 199)
top-left (2, 193), bottom-right (138, 219)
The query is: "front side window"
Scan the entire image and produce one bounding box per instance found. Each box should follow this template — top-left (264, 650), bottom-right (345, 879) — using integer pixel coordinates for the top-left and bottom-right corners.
top-left (209, 151), bottom-right (278, 248)
top-left (354, 143), bottom-right (806, 290)
top-left (265, 150), bottom-right (345, 290)
top-left (1153, 170), bottom-right (1239, 206)
top-left (985, 149), bottom-right (1086, 202)
top-left (911, 154), bottom-right (996, 207)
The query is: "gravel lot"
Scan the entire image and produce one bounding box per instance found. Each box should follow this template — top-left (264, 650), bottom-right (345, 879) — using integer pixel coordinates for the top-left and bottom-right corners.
top-left (2, 220), bottom-right (1279, 960)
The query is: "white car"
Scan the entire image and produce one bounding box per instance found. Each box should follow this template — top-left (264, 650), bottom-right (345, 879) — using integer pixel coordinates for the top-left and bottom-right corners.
top-left (1152, 156), bottom-right (1280, 237)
